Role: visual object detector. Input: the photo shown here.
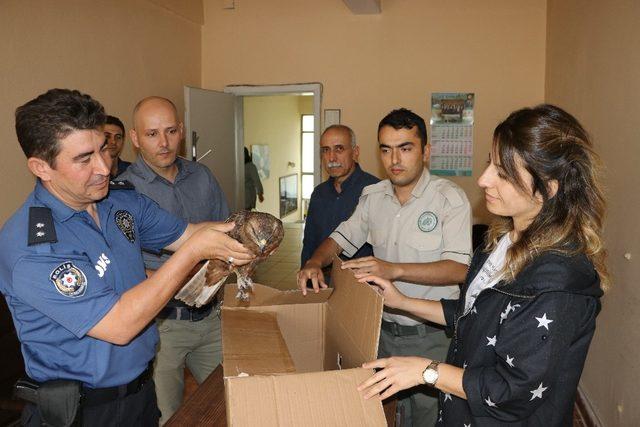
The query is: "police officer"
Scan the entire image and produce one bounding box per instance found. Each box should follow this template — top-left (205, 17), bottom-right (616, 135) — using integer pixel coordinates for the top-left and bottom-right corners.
top-left (0, 89), bottom-right (253, 426)
top-left (297, 108), bottom-right (472, 426)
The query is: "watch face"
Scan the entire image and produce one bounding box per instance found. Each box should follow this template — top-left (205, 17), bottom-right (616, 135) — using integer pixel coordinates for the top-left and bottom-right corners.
top-left (423, 368), bottom-right (438, 385)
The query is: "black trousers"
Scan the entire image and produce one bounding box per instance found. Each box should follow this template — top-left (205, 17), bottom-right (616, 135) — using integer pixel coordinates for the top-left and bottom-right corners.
top-left (21, 379), bottom-right (160, 427)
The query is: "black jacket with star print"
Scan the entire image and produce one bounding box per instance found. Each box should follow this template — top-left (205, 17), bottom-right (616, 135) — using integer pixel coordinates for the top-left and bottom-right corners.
top-left (437, 248), bottom-right (603, 426)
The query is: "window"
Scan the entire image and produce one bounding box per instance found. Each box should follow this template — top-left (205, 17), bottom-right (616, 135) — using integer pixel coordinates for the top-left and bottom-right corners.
top-left (301, 114), bottom-right (315, 203)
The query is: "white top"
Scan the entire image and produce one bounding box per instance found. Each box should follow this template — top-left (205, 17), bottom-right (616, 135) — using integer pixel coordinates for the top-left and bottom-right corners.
top-left (464, 233), bottom-right (512, 314)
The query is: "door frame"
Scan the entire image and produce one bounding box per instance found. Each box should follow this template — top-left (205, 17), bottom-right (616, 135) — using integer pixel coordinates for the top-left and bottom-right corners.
top-left (224, 83), bottom-right (323, 192)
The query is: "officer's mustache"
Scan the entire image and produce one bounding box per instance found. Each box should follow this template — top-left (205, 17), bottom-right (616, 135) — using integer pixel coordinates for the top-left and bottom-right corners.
top-left (88, 175), bottom-right (109, 186)
top-left (327, 162), bottom-right (343, 169)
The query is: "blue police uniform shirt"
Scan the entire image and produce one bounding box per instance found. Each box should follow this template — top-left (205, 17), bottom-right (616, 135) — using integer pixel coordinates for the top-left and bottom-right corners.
top-left (0, 181), bottom-right (187, 388)
top-left (301, 163), bottom-right (379, 266)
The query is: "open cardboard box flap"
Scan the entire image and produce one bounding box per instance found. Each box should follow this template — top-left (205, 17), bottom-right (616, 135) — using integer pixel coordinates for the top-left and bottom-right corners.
top-left (221, 260), bottom-right (385, 426)
top-left (224, 282), bottom-right (333, 307)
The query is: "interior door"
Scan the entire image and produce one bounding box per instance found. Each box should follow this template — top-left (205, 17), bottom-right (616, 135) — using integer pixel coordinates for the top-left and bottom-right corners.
top-left (184, 86), bottom-right (242, 212)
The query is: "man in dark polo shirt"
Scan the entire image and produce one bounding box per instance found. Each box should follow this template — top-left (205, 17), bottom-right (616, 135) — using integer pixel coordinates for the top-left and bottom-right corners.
top-left (103, 115), bottom-right (131, 178)
top-left (301, 125), bottom-right (379, 277)
top-left (118, 96), bottom-right (229, 424)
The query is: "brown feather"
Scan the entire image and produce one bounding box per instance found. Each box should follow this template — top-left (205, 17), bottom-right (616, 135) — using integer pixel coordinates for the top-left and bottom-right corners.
top-left (174, 211), bottom-right (284, 306)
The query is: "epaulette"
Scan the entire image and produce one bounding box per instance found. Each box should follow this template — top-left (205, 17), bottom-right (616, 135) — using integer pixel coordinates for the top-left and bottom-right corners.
top-left (109, 180), bottom-right (135, 190)
top-left (438, 181), bottom-right (465, 208)
top-left (28, 207), bottom-right (58, 246)
top-left (361, 180), bottom-right (389, 197)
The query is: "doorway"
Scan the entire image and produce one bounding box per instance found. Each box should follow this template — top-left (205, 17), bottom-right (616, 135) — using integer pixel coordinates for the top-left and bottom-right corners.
top-left (184, 83), bottom-right (322, 221)
top-left (240, 94), bottom-right (314, 222)
top-left (225, 83), bottom-right (322, 223)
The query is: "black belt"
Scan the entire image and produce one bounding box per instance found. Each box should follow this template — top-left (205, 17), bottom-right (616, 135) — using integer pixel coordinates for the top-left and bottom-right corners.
top-left (381, 320), bottom-right (443, 337)
top-left (81, 362), bottom-right (153, 407)
top-left (157, 302), bottom-right (213, 321)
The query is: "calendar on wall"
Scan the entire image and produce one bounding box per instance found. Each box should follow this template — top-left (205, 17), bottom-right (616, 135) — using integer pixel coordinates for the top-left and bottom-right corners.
top-left (429, 93), bottom-right (474, 176)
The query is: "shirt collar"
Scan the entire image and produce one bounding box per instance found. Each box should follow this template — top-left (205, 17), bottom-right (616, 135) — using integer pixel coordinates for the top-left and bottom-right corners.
top-left (329, 163), bottom-right (362, 192)
top-left (410, 168), bottom-right (431, 198)
top-left (382, 168), bottom-right (431, 200)
top-left (132, 154), bottom-right (159, 183)
top-left (33, 180), bottom-right (113, 223)
top-left (133, 155), bottom-right (193, 184)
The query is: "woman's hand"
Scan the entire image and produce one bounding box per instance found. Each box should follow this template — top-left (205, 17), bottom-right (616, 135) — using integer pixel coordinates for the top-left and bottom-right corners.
top-left (357, 275), bottom-right (407, 310)
top-left (358, 357), bottom-right (430, 400)
top-left (342, 256), bottom-right (401, 280)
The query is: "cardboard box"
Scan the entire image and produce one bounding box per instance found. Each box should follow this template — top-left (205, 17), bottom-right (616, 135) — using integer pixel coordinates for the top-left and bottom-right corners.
top-left (221, 260), bottom-right (386, 426)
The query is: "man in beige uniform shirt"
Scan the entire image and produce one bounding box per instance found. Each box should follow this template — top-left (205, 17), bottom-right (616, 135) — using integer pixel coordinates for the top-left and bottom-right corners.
top-left (297, 108), bottom-right (471, 426)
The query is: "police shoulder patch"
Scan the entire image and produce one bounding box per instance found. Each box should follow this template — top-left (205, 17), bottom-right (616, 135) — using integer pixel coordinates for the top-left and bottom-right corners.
top-left (115, 210), bottom-right (136, 243)
top-left (418, 211), bottom-right (438, 232)
top-left (109, 180), bottom-right (135, 190)
top-left (50, 262), bottom-right (87, 298)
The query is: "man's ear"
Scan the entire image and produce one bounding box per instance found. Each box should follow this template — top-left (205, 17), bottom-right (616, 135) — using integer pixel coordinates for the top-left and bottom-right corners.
top-left (130, 128), bottom-right (140, 149)
top-left (352, 145), bottom-right (360, 160)
top-left (27, 157), bottom-right (53, 182)
top-left (423, 143), bottom-right (431, 163)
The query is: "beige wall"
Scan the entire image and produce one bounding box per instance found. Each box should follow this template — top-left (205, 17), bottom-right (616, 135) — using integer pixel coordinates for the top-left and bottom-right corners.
top-left (0, 0), bottom-right (201, 222)
top-left (1, 0), bottom-right (635, 422)
top-left (546, 1), bottom-right (640, 425)
top-left (243, 95), bottom-right (311, 222)
top-left (201, 0), bottom-right (547, 223)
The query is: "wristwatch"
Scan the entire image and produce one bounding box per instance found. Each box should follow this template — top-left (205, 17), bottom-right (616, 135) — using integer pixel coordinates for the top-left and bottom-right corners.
top-left (422, 360), bottom-right (441, 386)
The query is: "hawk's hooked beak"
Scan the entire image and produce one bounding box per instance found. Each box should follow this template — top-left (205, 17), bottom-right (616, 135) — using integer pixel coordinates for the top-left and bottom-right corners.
top-left (258, 238), bottom-right (267, 252)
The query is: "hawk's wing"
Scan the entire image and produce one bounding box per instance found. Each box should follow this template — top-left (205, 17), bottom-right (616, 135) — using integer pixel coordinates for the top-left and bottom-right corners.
top-left (174, 210), bottom-right (284, 305)
top-left (174, 259), bottom-right (231, 307)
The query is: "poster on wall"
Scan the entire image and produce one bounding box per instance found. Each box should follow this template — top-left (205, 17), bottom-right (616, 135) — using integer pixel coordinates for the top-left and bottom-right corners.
top-left (251, 144), bottom-right (270, 179)
top-left (429, 93), bottom-right (474, 176)
top-left (279, 174), bottom-right (298, 218)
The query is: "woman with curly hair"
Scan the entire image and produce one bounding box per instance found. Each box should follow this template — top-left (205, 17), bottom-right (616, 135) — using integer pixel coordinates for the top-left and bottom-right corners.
top-left (357, 104), bottom-right (608, 426)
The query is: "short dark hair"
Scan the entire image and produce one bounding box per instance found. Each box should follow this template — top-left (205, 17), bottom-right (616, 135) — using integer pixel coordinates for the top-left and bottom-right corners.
top-left (15, 89), bottom-right (106, 167)
top-left (377, 108), bottom-right (428, 149)
top-left (105, 115), bottom-right (125, 135)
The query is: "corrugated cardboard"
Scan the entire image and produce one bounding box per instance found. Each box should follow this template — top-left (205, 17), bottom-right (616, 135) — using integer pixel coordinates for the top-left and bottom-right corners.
top-left (222, 259), bottom-right (386, 426)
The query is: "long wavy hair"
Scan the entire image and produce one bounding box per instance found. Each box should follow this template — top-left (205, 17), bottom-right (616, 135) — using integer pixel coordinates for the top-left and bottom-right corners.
top-left (485, 104), bottom-right (609, 290)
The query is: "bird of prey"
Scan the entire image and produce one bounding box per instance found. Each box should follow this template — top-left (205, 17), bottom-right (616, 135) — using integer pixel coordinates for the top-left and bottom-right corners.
top-left (175, 210), bottom-right (284, 306)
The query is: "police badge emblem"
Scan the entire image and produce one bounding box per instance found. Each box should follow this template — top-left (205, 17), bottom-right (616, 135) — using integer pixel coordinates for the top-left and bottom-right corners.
top-left (418, 211), bottom-right (438, 232)
top-left (50, 262), bottom-right (87, 298)
top-left (115, 210), bottom-right (135, 243)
